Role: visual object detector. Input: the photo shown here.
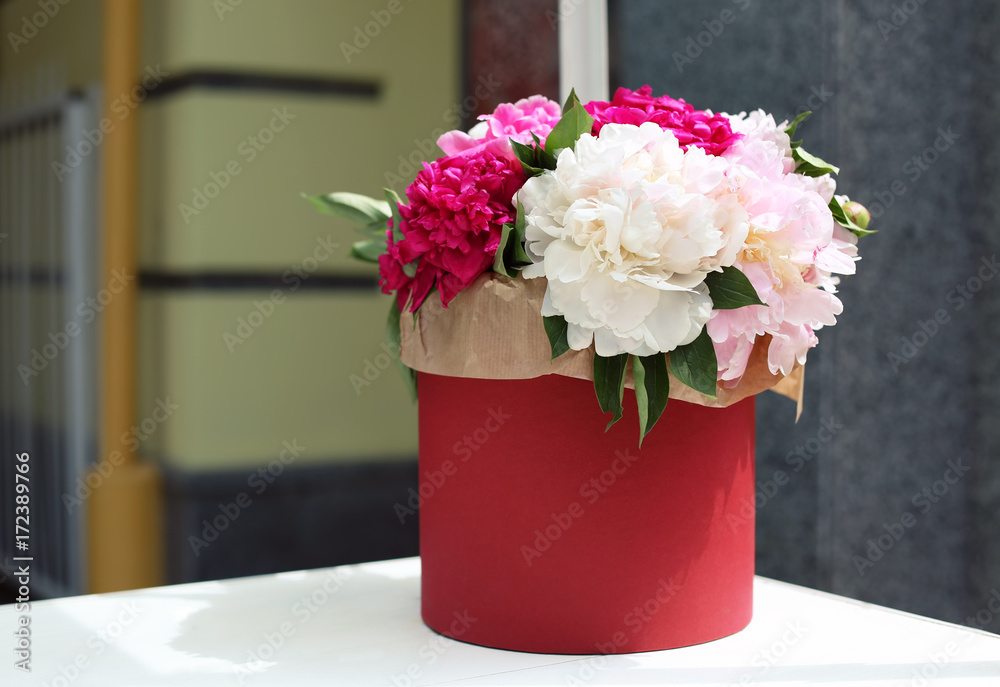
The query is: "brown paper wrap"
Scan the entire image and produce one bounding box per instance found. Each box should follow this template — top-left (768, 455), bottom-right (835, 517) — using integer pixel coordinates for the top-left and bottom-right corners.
top-left (399, 273), bottom-right (804, 414)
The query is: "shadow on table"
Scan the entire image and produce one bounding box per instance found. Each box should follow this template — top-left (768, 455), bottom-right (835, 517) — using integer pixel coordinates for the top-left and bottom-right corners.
top-left (152, 560), bottom-right (1000, 685)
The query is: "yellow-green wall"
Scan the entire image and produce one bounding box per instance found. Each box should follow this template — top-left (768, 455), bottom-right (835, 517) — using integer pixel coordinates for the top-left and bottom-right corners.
top-left (3, 0), bottom-right (460, 472)
top-left (136, 0), bottom-right (460, 471)
top-left (1, 0), bottom-right (102, 87)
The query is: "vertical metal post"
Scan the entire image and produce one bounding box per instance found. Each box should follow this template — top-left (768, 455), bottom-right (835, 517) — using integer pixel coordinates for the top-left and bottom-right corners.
top-left (63, 92), bottom-right (98, 594)
top-left (558, 0), bottom-right (609, 104)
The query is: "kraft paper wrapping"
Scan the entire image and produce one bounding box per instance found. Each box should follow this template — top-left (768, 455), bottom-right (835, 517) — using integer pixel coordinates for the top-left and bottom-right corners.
top-left (399, 273), bottom-right (804, 415)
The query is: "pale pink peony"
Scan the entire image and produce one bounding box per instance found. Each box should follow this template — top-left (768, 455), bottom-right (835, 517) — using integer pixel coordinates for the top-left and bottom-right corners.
top-left (706, 111), bottom-right (859, 384)
top-left (437, 95), bottom-right (562, 158)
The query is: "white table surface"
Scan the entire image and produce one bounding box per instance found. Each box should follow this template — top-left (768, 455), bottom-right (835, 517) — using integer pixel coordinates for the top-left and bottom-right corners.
top-left (2, 556), bottom-right (999, 686)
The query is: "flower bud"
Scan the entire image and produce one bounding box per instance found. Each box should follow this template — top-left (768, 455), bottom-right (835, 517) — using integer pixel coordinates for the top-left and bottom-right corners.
top-left (842, 201), bottom-right (871, 230)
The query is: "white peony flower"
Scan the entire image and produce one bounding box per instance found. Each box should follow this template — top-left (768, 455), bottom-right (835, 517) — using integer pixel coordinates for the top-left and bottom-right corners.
top-left (518, 122), bottom-right (750, 357)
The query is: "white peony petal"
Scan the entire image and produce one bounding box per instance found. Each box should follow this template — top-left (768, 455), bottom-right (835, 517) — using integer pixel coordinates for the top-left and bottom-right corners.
top-left (629, 273), bottom-right (697, 292)
top-left (543, 241), bottom-right (588, 283)
top-left (567, 322), bottom-right (594, 351)
top-left (548, 277), bottom-right (601, 329)
top-left (593, 326), bottom-right (641, 357)
top-left (581, 272), bottom-right (659, 333)
top-left (642, 288), bottom-right (712, 353)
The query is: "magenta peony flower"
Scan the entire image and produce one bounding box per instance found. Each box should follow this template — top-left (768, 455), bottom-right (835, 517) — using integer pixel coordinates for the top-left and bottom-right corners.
top-left (437, 95), bottom-right (562, 158)
top-left (379, 149), bottom-right (526, 311)
top-left (585, 85), bottom-right (741, 156)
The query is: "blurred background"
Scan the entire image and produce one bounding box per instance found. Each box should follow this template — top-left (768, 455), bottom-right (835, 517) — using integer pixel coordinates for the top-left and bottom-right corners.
top-left (0, 0), bottom-right (998, 636)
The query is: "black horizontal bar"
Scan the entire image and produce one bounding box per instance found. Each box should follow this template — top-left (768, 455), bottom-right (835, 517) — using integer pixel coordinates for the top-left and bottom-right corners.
top-left (0, 92), bottom-right (71, 136)
top-left (139, 271), bottom-right (379, 291)
top-left (145, 70), bottom-right (381, 101)
top-left (0, 268), bottom-right (63, 287)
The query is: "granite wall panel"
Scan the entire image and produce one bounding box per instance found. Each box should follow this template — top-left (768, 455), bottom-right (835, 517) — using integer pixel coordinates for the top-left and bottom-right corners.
top-left (611, 0), bottom-right (998, 630)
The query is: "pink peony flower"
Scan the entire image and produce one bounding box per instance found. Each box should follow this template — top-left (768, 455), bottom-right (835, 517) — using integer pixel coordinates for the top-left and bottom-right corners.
top-left (584, 85), bottom-right (741, 156)
top-left (379, 148), bottom-right (526, 311)
top-left (705, 111), bottom-right (859, 385)
top-left (437, 95), bottom-right (563, 158)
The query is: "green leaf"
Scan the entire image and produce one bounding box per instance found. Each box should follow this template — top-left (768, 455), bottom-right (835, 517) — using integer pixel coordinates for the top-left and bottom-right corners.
top-left (511, 139), bottom-right (549, 177)
top-left (510, 201), bottom-right (531, 262)
top-left (387, 301), bottom-right (417, 402)
top-left (783, 111), bottom-right (811, 141)
top-left (531, 132), bottom-right (558, 169)
top-left (593, 353), bottom-right (629, 432)
top-left (561, 88), bottom-right (580, 114)
top-left (792, 147), bottom-right (840, 177)
top-left (358, 219), bottom-right (391, 240)
top-left (511, 138), bottom-right (538, 167)
top-left (492, 202), bottom-right (533, 278)
top-left (304, 192), bottom-right (390, 225)
top-left (383, 188), bottom-right (417, 274)
top-left (705, 266), bottom-right (766, 310)
top-left (668, 329), bottom-right (718, 398)
top-left (536, 144), bottom-right (557, 169)
top-left (492, 224), bottom-right (518, 278)
top-left (383, 188), bottom-right (405, 242)
top-left (350, 239), bottom-right (386, 263)
top-left (632, 354), bottom-right (670, 446)
top-left (829, 196), bottom-right (876, 238)
top-left (544, 94), bottom-right (595, 156)
top-left (542, 315), bottom-right (571, 360)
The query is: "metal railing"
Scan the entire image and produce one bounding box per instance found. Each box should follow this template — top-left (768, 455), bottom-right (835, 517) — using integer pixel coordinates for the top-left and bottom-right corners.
top-left (0, 84), bottom-right (99, 598)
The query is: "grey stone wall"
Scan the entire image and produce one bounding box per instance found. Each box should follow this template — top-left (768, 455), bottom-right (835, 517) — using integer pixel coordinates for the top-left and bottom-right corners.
top-left (610, 0), bottom-right (1000, 630)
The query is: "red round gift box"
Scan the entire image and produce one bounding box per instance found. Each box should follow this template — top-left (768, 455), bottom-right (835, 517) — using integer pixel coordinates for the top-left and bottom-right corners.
top-left (418, 371), bottom-right (756, 654)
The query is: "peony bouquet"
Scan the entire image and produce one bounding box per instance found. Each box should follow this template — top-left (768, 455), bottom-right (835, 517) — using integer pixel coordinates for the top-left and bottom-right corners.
top-left (307, 86), bottom-right (872, 441)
